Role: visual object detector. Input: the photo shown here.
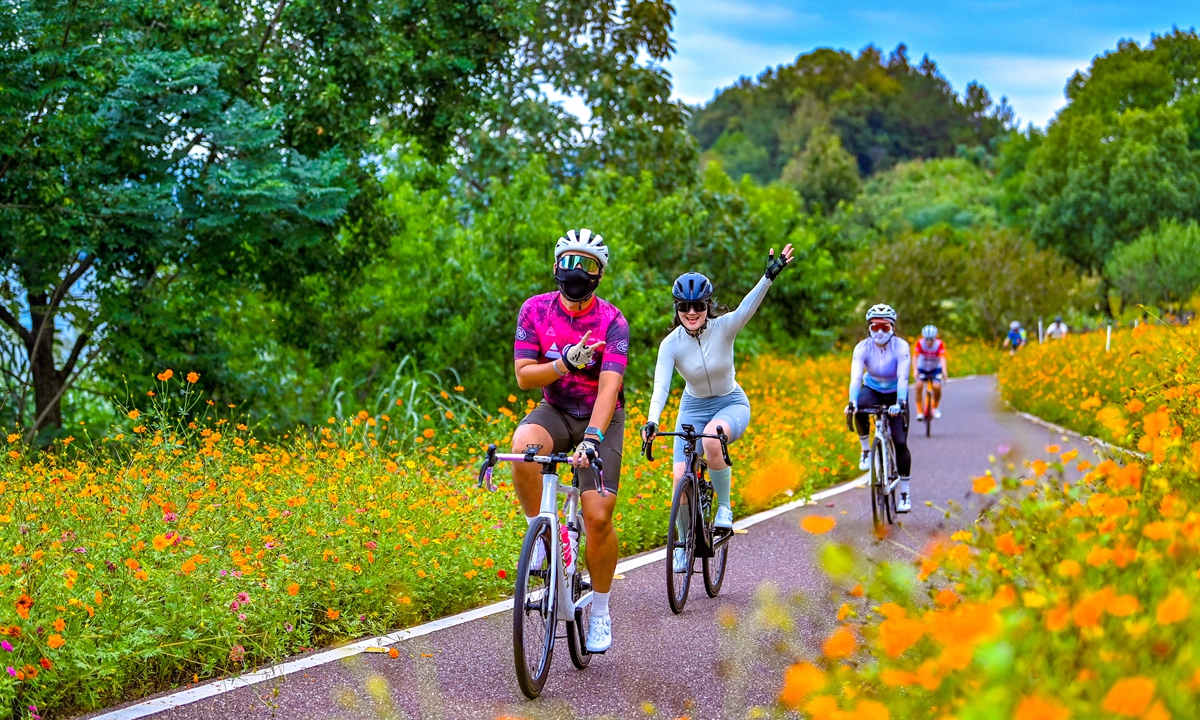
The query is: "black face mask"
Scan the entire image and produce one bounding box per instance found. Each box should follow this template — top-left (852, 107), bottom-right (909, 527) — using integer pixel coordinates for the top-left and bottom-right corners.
top-left (555, 266), bottom-right (601, 302)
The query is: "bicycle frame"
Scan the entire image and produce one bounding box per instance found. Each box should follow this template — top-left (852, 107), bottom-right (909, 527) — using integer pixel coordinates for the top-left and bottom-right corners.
top-left (642, 424), bottom-right (733, 557)
top-left (477, 445), bottom-right (597, 645)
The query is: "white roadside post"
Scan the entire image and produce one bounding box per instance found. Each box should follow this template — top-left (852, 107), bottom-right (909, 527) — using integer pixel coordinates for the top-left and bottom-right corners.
top-left (1106, 322), bottom-right (1112, 353)
top-left (1038, 316), bottom-right (1044, 344)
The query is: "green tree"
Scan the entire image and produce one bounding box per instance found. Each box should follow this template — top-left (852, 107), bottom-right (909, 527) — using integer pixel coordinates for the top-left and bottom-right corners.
top-left (1106, 220), bottom-right (1200, 311)
top-left (861, 228), bottom-right (1081, 338)
top-left (691, 44), bottom-right (1013, 182)
top-left (780, 126), bottom-right (861, 215)
top-left (1022, 29), bottom-right (1200, 270)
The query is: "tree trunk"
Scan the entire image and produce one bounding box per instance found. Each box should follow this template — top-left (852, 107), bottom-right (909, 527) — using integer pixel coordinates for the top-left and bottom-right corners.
top-left (26, 293), bottom-right (63, 433)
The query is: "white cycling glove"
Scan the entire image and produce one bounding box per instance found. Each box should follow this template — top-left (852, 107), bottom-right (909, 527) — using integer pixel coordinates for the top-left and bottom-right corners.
top-left (562, 343), bottom-right (596, 371)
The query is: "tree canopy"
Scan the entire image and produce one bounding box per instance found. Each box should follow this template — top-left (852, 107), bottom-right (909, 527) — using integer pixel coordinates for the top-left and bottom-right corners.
top-left (690, 45), bottom-right (1014, 183)
top-left (1022, 29), bottom-right (1200, 270)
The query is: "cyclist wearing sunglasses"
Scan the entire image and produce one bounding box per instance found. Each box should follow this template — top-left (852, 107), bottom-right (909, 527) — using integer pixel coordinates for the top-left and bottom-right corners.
top-left (511, 228), bottom-right (629, 654)
top-left (640, 245), bottom-right (794, 572)
top-left (845, 304), bottom-right (914, 512)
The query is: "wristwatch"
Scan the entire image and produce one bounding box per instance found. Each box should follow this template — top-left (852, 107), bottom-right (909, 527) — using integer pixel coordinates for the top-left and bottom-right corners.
top-left (584, 426), bottom-right (604, 442)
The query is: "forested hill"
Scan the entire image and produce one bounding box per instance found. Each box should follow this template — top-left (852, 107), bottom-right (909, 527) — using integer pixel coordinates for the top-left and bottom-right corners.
top-left (690, 45), bottom-right (1015, 183)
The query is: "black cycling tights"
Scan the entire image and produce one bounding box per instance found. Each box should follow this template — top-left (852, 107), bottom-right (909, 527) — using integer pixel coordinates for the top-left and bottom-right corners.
top-left (854, 386), bottom-right (911, 477)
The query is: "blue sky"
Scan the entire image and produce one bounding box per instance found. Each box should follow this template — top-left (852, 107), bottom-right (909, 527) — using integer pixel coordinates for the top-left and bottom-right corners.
top-left (662, 1), bottom-right (1200, 128)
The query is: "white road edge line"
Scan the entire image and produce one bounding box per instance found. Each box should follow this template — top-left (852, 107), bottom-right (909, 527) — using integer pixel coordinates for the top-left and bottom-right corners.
top-left (88, 472), bottom-right (871, 720)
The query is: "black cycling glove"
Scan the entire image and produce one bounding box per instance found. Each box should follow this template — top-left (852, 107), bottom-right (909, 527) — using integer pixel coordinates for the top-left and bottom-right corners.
top-left (765, 248), bottom-right (791, 281)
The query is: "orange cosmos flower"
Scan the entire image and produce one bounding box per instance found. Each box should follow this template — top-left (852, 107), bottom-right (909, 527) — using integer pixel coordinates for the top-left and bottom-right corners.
top-left (1102, 677), bottom-right (1155, 716)
top-left (287, 583), bottom-right (300, 596)
top-left (187, 372), bottom-right (199, 383)
top-left (47, 634), bottom-right (64, 649)
top-left (326, 608), bottom-right (340, 620)
top-left (822, 626), bottom-right (857, 658)
top-left (778, 662), bottom-right (826, 708)
top-left (801, 515), bottom-right (836, 534)
top-left (1014, 695), bottom-right (1070, 720)
top-left (157, 368), bottom-right (174, 381)
top-left (1155, 588), bottom-right (1190, 625)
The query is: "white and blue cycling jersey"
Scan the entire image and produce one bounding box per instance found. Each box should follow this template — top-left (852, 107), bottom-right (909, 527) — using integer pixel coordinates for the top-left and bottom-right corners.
top-left (848, 335), bottom-right (911, 403)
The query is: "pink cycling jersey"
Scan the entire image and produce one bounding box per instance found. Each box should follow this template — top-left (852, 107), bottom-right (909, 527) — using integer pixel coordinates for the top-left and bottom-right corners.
top-left (514, 292), bottom-right (629, 418)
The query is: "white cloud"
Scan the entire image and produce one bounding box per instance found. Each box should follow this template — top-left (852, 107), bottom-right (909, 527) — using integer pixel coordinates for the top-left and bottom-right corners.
top-left (935, 54), bottom-right (1092, 127)
top-left (666, 33), bottom-right (809, 104)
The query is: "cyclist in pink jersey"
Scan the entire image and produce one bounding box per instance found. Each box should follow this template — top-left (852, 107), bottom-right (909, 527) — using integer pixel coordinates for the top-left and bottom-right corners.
top-left (511, 228), bottom-right (628, 654)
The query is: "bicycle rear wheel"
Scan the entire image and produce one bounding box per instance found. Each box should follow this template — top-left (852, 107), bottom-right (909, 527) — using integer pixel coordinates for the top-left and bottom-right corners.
top-left (703, 535), bottom-right (729, 597)
top-left (566, 570), bottom-right (592, 670)
top-left (513, 517), bottom-right (556, 698)
top-left (924, 384), bottom-right (933, 437)
top-left (666, 476), bottom-right (696, 614)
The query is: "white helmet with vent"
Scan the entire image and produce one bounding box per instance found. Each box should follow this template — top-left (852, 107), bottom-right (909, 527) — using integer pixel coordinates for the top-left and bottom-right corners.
top-left (555, 229), bottom-right (609, 269)
top-left (865, 303), bottom-right (897, 323)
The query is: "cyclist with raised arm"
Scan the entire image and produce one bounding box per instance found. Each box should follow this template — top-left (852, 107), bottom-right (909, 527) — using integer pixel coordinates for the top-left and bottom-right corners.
top-left (913, 324), bottom-right (948, 421)
top-left (845, 304), bottom-right (914, 512)
top-left (511, 229), bottom-right (628, 653)
top-left (640, 245), bottom-right (794, 572)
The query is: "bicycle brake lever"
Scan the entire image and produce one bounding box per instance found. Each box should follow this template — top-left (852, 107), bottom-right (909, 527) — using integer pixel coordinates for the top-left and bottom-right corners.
top-left (476, 444), bottom-right (498, 492)
top-left (585, 448), bottom-right (607, 496)
top-left (641, 438), bottom-right (654, 462)
top-left (716, 426), bottom-right (732, 467)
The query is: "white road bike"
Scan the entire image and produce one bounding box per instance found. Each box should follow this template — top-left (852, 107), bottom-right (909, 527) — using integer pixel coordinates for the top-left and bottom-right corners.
top-left (477, 443), bottom-right (604, 699)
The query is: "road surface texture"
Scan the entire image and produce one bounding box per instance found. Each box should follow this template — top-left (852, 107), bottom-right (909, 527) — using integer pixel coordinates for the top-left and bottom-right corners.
top-left (84, 376), bottom-right (1098, 720)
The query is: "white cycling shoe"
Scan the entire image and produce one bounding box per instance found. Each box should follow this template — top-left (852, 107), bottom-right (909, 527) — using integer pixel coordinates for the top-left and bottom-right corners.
top-left (933, 409), bottom-right (942, 419)
top-left (714, 505), bottom-right (734, 529)
top-left (896, 492), bottom-right (912, 513)
top-left (858, 452), bottom-right (870, 471)
top-left (672, 547), bottom-right (688, 573)
top-left (915, 411), bottom-right (925, 421)
top-left (586, 613), bottom-right (612, 653)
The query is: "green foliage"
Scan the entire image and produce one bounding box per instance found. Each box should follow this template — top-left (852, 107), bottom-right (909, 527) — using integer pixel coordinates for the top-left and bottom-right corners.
top-left (691, 45), bottom-right (1013, 183)
top-left (852, 157), bottom-right (1001, 237)
top-left (1022, 29), bottom-right (1200, 270)
top-left (457, 0), bottom-right (698, 194)
top-left (277, 158), bottom-right (855, 420)
top-left (779, 127), bottom-right (861, 215)
top-left (1106, 220), bottom-right (1200, 310)
top-left (0, 0), bottom-right (531, 435)
top-left (861, 228), bottom-right (1083, 338)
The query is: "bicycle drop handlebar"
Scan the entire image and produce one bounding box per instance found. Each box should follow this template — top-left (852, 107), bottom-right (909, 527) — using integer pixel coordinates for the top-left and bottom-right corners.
top-left (475, 443), bottom-right (606, 496)
top-left (640, 424), bottom-right (732, 467)
top-left (844, 404), bottom-right (908, 433)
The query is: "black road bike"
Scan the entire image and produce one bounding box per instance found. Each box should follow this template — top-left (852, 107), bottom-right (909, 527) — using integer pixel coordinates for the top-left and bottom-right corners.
top-left (641, 424), bottom-right (733, 614)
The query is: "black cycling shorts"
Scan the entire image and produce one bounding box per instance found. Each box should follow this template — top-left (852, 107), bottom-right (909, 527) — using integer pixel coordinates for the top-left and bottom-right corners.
top-left (518, 403), bottom-right (623, 494)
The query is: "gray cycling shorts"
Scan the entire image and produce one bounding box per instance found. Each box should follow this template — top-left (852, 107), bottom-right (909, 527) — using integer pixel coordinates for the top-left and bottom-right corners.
top-left (673, 388), bottom-right (751, 465)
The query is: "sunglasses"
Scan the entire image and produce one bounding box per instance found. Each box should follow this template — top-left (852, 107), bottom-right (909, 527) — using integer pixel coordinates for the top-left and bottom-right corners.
top-left (868, 321), bottom-right (894, 332)
top-left (557, 254), bottom-right (602, 274)
top-left (675, 301), bottom-right (708, 314)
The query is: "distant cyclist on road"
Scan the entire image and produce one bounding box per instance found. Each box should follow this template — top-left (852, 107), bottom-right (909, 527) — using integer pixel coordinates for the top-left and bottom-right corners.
top-left (641, 244), bottom-right (795, 572)
top-left (845, 304), bottom-right (914, 513)
top-left (1003, 320), bottom-right (1026, 355)
top-left (1046, 315), bottom-right (1069, 340)
top-left (511, 228), bottom-right (627, 653)
top-left (913, 324), bottom-right (948, 421)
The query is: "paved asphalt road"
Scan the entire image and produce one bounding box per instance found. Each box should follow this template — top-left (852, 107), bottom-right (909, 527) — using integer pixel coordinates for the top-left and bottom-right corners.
top-left (86, 376), bottom-right (1098, 720)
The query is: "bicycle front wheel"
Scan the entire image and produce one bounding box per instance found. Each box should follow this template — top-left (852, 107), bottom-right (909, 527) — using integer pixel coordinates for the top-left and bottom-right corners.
top-left (666, 476), bottom-right (696, 614)
top-left (513, 517), bottom-right (557, 698)
top-left (870, 437), bottom-right (888, 533)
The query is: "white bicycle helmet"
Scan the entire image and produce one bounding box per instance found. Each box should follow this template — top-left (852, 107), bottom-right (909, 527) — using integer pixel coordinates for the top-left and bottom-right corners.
top-left (922, 324), bottom-right (938, 339)
top-left (555, 228), bottom-right (609, 269)
top-left (1010, 320), bottom-right (1021, 330)
top-left (865, 303), bottom-right (897, 323)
